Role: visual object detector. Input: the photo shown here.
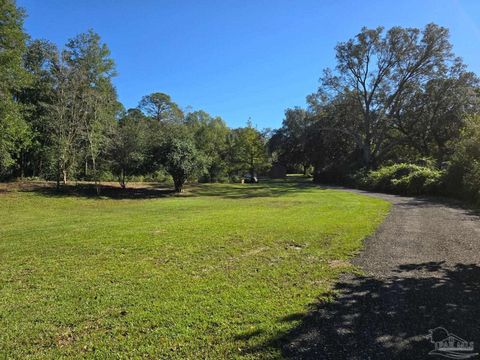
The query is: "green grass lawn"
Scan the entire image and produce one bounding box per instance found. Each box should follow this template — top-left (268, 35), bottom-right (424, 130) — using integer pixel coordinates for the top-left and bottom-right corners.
top-left (0, 180), bottom-right (389, 359)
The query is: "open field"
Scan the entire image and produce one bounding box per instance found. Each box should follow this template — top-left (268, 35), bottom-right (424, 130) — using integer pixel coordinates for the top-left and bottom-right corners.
top-left (0, 180), bottom-right (389, 359)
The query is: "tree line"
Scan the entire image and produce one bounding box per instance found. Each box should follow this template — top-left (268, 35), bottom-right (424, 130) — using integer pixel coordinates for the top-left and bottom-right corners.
top-left (0, 0), bottom-right (269, 192)
top-left (269, 24), bottom-right (480, 202)
top-left (2, 0), bottom-right (480, 200)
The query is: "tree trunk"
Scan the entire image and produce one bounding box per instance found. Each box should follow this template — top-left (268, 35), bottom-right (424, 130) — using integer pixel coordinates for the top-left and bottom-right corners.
top-left (250, 153), bottom-right (255, 178)
top-left (174, 179), bottom-right (183, 193)
top-left (361, 144), bottom-right (372, 169)
top-left (92, 157), bottom-right (100, 195)
top-left (120, 168), bottom-right (126, 189)
top-left (56, 160), bottom-right (60, 191)
top-left (63, 170), bottom-right (67, 185)
top-left (20, 150), bottom-right (25, 180)
top-left (38, 159), bottom-right (42, 178)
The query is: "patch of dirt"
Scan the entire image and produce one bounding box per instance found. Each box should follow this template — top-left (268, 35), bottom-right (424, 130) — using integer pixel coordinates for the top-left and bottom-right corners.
top-left (55, 328), bottom-right (76, 347)
top-left (285, 243), bottom-right (307, 251)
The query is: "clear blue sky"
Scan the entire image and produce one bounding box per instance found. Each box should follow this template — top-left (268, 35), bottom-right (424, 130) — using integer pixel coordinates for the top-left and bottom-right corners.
top-left (18, 0), bottom-right (480, 129)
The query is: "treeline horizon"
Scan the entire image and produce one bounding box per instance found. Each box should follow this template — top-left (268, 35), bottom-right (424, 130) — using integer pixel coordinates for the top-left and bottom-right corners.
top-left (269, 23), bottom-right (480, 202)
top-left (2, 0), bottom-right (480, 199)
top-left (1, 0), bottom-right (270, 192)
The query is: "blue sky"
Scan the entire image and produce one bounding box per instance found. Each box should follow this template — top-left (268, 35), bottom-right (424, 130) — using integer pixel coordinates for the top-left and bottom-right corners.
top-left (18, 0), bottom-right (480, 129)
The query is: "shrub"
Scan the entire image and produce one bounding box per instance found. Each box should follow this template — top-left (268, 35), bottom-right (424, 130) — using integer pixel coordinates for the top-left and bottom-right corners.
top-left (391, 167), bottom-right (443, 195)
top-left (229, 175), bottom-right (242, 183)
top-left (128, 175), bottom-right (145, 183)
top-left (357, 163), bottom-right (444, 196)
top-left (98, 170), bottom-right (116, 182)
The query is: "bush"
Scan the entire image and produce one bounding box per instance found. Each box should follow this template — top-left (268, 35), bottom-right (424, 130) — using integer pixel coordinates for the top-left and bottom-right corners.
top-left (357, 163), bottom-right (444, 196)
top-left (229, 175), bottom-right (242, 183)
top-left (127, 175), bottom-right (146, 183)
top-left (98, 170), bottom-right (116, 182)
top-left (145, 169), bottom-right (172, 183)
top-left (391, 167), bottom-right (443, 195)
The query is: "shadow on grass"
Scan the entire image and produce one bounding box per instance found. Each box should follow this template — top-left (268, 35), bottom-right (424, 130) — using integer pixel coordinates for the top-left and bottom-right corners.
top-left (19, 178), bottom-right (319, 200)
top-left (188, 180), bottom-right (317, 199)
top-left (21, 183), bottom-right (177, 200)
top-left (243, 262), bottom-right (480, 359)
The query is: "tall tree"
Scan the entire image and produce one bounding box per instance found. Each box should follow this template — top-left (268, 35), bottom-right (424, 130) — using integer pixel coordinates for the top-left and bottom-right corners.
top-left (47, 52), bottom-right (83, 187)
top-left (269, 107), bottom-right (312, 174)
top-left (63, 30), bottom-right (118, 192)
top-left (391, 62), bottom-right (479, 163)
top-left (18, 39), bottom-right (57, 178)
top-left (138, 92), bottom-right (183, 123)
top-left (185, 110), bottom-right (230, 181)
top-left (311, 24), bottom-right (457, 168)
top-left (227, 121), bottom-right (269, 177)
top-left (109, 109), bottom-right (148, 188)
top-left (0, 0), bottom-right (30, 176)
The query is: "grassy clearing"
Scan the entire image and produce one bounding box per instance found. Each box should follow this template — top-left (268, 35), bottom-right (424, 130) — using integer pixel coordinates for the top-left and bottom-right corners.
top-left (0, 179), bottom-right (389, 359)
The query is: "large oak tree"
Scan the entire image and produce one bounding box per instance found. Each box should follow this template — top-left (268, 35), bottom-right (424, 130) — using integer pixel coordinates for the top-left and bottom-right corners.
top-left (310, 24), bottom-right (462, 168)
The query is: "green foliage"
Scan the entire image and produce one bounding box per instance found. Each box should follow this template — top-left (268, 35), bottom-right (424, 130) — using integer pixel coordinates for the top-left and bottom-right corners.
top-left (161, 137), bottom-right (205, 192)
top-left (269, 107), bottom-right (313, 173)
top-left (0, 0), bottom-right (30, 175)
top-left (0, 0), bottom-right (29, 92)
top-left (0, 180), bottom-right (389, 358)
top-left (3, 11), bottom-right (478, 204)
top-left (39, 30), bottom-right (119, 188)
top-left (109, 110), bottom-right (148, 188)
top-left (17, 39), bottom-right (57, 177)
top-left (229, 174), bottom-right (242, 183)
top-left (226, 121), bottom-right (270, 177)
top-left (0, 98), bottom-right (30, 174)
top-left (358, 163), bottom-right (444, 196)
top-left (444, 116), bottom-right (480, 204)
top-left (138, 92), bottom-right (183, 123)
top-left (185, 110), bottom-right (230, 181)
top-left (63, 30), bottom-right (118, 188)
top-left (304, 24), bottom-right (479, 176)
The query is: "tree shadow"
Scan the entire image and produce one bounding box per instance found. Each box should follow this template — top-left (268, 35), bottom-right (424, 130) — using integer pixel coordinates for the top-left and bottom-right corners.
top-left (395, 196), bottom-right (480, 217)
top-left (246, 262), bottom-right (480, 359)
top-left (21, 183), bottom-right (177, 200)
top-left (19, 179), bottom-right (320, 200)
top-left (188, 181), bottom-right (318, 199)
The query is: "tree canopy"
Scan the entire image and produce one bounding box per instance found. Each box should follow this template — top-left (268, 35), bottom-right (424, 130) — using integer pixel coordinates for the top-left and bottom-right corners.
top-left (0, 0), bottom-right (30, 174)
top-left (1, 3), bottom-right (479, 198)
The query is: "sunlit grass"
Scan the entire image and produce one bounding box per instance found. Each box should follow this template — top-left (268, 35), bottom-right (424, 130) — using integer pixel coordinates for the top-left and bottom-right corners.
top-left (0, 180), bottom-right (389, 358)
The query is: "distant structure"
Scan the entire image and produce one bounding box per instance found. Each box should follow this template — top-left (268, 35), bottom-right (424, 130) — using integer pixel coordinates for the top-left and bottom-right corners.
top-left (269, 163), bottom-right (287, 179)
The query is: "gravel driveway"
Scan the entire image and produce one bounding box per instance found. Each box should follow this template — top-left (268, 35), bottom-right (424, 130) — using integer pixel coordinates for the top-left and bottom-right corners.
top-left (282, 189), bottom-right (480, 359)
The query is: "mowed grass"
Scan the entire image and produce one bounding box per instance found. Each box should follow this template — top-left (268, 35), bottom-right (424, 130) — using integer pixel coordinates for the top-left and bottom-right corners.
top-left (0, 180), bottom-right (389, 359)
